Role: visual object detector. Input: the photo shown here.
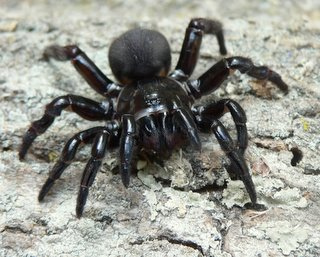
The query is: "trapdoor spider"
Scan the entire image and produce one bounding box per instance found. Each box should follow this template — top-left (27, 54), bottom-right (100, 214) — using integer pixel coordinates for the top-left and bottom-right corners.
top-left (19, 18), bottom-right (288, 218)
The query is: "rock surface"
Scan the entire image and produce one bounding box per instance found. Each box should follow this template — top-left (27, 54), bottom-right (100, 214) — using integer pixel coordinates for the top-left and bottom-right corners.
top-left (0, 1), bottom-right (319, 256)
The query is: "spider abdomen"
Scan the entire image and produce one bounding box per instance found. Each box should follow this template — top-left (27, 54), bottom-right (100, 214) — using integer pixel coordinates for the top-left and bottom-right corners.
top-left (108, 28), bottom-right (172, 84)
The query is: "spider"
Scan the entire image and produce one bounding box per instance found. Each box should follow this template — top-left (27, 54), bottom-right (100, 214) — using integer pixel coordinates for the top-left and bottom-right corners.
top-left (19, 18), bottom-right (288, 218)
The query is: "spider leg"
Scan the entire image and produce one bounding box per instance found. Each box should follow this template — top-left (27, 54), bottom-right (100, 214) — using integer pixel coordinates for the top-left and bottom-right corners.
top-left (38, 126), bottom-right (105, 201)
top-left (193, 99), bottom-right (247, 154)
top-left (170, 18), bottom-right (227, 81)
top-left (193, 99), bottom-right (248, 180)
top-left (187, 56), bottom-right (288, 99)
top-left (119, 114), bottom-right (137, 188)
top-left (43, 45), bottom-right (122, 97)
top-left (211, 119), bottom-right (257, 205)
top-left (195, 108), bottom-right (265, 209)
top-left (76, 128), bottom-right (112, 218)
top-left (19, 95), bottom-right (113, 160)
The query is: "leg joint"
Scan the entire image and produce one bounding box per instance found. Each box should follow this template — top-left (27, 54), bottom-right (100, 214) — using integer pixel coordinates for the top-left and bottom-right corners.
top-left (226, 57), bottom-right (253, 73)
top-left (63, 45), bottom-right (83, 59)
top-left (224, 99), bottom-right (247, 123)
top-left (189, 18), bottom-right (223, 34)
top-left (45, 95), bottom-right (72, 117)
top-left (43, 45), bottom-right (83, 61)
top-left (189, 18), bottom-right (206, 31)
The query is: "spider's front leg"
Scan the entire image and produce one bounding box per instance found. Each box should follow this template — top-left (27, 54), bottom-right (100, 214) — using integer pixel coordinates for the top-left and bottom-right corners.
top-left (170, 18), bottom-right (227, 81)
top-left (119, 114), bottom-right (137, 188)
top-left (38, 120), bottom-right (119, 218)
top-left (193, 98), bottom-right (248, 153)
top-left (193, 100), bottom-right (267, 210)
top-left (211, 120), bottom-right (259, 206)
top-left (193, 99), bottom-right (248, 182)
top-left (76, 128), bottom-right (111, 218)
top-left (19, 95), bottom-right (114, 160)
top-left (187, 56), bottom-right (288, 98)
top-left (38, 126), bottom-right (105, 202)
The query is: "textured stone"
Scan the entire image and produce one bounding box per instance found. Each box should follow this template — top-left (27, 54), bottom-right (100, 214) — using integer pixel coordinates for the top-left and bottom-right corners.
top-left (1, 1), bottom-right (319, 256)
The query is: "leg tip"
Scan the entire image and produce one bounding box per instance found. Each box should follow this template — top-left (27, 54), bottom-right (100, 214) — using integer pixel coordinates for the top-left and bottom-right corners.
top-left (76, 207), bottom-right (83, 219)
top-left (76, 187), bottom-right (89, 219)
top-left (220, 47), bottom-right (227, 56)
top-left (38, 178), bottom-right (54, 201)
top-left (244, 202), bottom-right (267, 211)
top-left (121, 169), bottom-right (131, 188)
top-left (122, 176), bottom-right (130, 188)
top-left (18, 151), bottom-right (25, 161)
top-left (38, 194), bottom-right (45, 202)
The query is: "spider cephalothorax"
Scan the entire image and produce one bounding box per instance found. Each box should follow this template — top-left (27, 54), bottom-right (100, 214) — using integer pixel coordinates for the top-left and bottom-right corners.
top-left (20, 18), bottom-right (288, 218)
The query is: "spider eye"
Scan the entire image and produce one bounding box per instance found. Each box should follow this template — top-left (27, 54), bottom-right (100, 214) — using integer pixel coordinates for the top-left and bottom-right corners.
top-left (108, 28), bottom-right (171, 84)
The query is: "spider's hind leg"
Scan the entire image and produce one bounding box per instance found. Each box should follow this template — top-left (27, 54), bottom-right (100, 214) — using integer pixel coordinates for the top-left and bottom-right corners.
top-left (43, 45), bottom-right (121, 97)
top-left (170, 18), bottom-right (227, 81)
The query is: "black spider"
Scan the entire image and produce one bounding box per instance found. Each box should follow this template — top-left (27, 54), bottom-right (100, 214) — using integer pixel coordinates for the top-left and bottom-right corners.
top-left (19, 18), bottom-right (288, 218)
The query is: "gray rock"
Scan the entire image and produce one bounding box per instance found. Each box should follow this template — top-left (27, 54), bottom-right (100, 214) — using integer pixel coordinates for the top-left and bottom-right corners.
top-left (1, 1), bottom-right (319, 256)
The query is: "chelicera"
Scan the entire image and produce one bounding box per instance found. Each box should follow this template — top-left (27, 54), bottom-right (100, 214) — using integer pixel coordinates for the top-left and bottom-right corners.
top-left (19, 18), bottom-right (288, 218)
